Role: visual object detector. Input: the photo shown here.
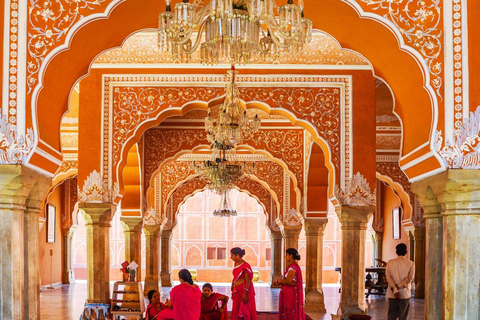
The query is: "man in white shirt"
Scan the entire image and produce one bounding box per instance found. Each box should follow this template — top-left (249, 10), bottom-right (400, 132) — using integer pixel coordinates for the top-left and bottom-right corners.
top-left (385, 243), bottom-right (415, 320)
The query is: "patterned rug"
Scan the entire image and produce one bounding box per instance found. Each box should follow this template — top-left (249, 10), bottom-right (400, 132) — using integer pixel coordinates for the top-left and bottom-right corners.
top-left (255, 312), bottom-right (313, 320)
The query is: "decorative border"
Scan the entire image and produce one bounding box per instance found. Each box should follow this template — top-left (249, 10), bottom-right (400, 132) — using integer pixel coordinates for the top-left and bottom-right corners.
top-left (102, 74), bottom-right (352, 193)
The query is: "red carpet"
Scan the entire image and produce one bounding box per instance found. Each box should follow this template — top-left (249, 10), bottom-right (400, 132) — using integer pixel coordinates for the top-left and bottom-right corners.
top-left (255, 312), bottom-right (313, 320)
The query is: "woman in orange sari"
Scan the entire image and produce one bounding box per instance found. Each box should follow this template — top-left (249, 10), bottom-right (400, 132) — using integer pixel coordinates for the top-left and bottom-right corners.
top-left (275, 248), bottom-right (305, 320)
top-left (200, 283), bottom-right (229, 320)
top-left (230, 247), bottom-right (257, 320)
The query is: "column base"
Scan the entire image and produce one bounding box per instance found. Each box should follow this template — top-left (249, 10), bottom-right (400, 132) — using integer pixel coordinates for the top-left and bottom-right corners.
top-left (336, 306), bottom-right (367, 318)
top-left (161, 274), bottom-right (172, 287)
top-left (305, 290), bottom-right (326, 313)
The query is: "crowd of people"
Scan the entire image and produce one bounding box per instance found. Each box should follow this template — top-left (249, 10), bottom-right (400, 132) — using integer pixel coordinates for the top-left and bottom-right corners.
top-left (145, 247), bottom-right (305, 320)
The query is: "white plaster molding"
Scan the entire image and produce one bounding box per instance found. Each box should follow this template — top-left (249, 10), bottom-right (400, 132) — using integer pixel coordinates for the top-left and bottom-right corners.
top-left (335, 172), bottom-right (375, 206)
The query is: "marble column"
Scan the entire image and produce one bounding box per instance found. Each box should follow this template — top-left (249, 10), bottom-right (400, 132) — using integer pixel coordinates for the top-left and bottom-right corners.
top-left (144, 224), bottom-right (162, 294)
top-left (413, 170), bottom-right (480, 319)
top-left (432, 170), bottom-right (479, 319)
top-left (269, 230), bottom-right (283, 287)
top-left (282, 225), bottom-right (302, 250)
top-left (304, 218), bottom-right (327, 313)
top-left (0, 165), bottom-right (50, 319)
top-left (335, 205), bottom-right (374, 317)
top-left (24, 201), bottom-right (42, 319)
top-left (80, 203), bottom-right (115, 303)
top-left (413, 226), bottom-right (425, 299)
top-left (371, 232), bottom-right (383, 267)
top-left (62, 226), bottom-right (77, 284)
top-left (120, 216), bottom-right (144, 282)
top-left (413, 176), bottom-right (445, 318)
top-left (160, 228), bottom-right (173, 287)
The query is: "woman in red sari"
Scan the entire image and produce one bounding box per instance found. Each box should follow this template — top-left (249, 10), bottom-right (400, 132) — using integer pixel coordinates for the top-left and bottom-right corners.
top-left (230, 247), bottom-right (257, 320)
top-left (200, 283), bottom-right (229, 320)
top-left (275, 248), bottom-right (305, 320)
top-left (145, 290), bottom-right (174, 320)
top-left (170, 269), bottom-right (202, 320)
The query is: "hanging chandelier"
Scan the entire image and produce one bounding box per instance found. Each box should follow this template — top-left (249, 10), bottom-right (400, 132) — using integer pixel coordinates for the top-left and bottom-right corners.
top-left (158, 0), bottom-right (312, 64)
top-left (213, 189), bottom-right (238, 217)
top-left (193, 143), bottom-right (255, 193)
top-left (205, 66), bottom-right (260, 147)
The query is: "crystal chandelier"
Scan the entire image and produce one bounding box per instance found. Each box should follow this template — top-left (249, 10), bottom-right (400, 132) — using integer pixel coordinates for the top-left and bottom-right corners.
top-left (193, 143), bottom-right (255, 193)
top-left (205, 67), bottom-right (260, 147)
top-left (213, 189), bottom-right (238, 217)
top-left (158, 0), bottom-right (312, 64)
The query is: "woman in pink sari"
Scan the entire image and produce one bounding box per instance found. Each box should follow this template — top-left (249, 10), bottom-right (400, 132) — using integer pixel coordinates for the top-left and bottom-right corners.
top-left (275, 248), bottom-right (305, 320)
top-left (170, 269), bottom-right (202, 320)
top-left (230, 247), bottom-right (257, 320)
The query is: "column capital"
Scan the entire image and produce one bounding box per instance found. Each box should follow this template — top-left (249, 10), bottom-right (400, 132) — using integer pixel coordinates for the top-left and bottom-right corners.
top-left (269, 229), bottom-right (283, 240)
top-left (412, 169), bottom-right (480, 216)
top-left (281, 224), bottom-right (303, 236)
top-left (161, 228), bottom-right (173, 238)
top-left (120, 216), bottom-right (144, 233)
top-left (335, 205), bottom-right (374, 229)
top-left (79, 203), bottom-right (115, 225)
top-left (304, 218), bottom-right (328, 236)
top-left (143, 224), bottom-right (162, 237)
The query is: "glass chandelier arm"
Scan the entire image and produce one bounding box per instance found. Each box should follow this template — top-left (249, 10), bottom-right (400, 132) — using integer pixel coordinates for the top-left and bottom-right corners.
top-left (171, 21), bottom-right (207, 54)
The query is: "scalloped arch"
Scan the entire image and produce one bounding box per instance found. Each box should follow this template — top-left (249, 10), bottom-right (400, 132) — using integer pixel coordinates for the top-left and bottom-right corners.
top-left (32, 0), bottom-right (441, 181)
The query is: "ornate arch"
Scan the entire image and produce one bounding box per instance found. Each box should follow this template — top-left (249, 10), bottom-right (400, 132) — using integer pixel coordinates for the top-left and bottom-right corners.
top-left (28, 0), bottom-right (442, 183)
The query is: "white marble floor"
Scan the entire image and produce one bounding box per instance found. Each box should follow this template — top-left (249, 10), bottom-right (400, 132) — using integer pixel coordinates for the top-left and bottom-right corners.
top-left (40, 281), bottom-right (424, 320)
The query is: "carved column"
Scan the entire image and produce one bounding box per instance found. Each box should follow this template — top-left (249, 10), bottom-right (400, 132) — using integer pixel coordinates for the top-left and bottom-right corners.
top-left (160, 228), bottom-right (173, 287)
top-left (304, 218), bottom-right (328, 313)
top-left (413, 170), bottom-right (480, 319)
top-left (282, 225), bottom-right (302, 250)
top-left (335, 205), bottom-right (374, 317)
top-left (24, 170), bottom-right (50, 320)
top-left (80, 203), bottom-right (115, 303)
top-left (120, 216), bottom-right (144, 282)
top-left (144, 224), bottom-right (162, 294)
top-left (371, 232), bottom-right (383, 267)
top-left (62, 226), bottom-right (77, 284)
top-left (413, 226), bottom-right (425, 299)
top-left (269, 230), bottom-right (283, 287)
top-left (0, 166), bottom-right (50, 319)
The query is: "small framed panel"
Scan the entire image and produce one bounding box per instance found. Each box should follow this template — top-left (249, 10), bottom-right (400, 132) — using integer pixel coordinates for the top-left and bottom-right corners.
top-left (392, 206), bottom-right (402, 240)
top-left (47, 204), bottom-right (56, 243)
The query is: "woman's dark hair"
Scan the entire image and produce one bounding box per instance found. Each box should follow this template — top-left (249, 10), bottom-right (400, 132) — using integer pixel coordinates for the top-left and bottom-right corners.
top-left (230, 247), bottom-right (246, 257)
top-left (147, 289), bottom-right (158, 303)
top-left (178, 269), bottom-right (194, 285)
top-left (286, 248), bottom-right (301, 260)
top-left (202, 283), bottom-right (213, 290)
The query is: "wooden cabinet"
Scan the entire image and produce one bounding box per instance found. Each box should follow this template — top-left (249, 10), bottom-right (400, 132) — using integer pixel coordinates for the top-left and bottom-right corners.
top-left (111, 281), bottom-right (145, 320)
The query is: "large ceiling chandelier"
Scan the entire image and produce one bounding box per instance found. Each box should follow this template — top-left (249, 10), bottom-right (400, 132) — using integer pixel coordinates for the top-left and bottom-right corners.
top-left (205, 67), bottom-right (260, 147)
top-left (158, 0), bottom-right (312, 64)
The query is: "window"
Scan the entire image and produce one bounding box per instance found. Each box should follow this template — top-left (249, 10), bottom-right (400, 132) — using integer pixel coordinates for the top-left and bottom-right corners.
top-left (207, 247), bottom-right (226, 260)
top-left (266, 248), bottom-right (271, 261)
top-left (392, 207), bottom-right (402, 240)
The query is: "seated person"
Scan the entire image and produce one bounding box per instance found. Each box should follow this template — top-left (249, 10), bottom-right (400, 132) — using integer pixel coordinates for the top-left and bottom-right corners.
top-left (200, 283), bottom-right (229, 320)
top-left (146, 290), bottom-right (175, 320)
top-left (170, 269), bottom-right (202, 320)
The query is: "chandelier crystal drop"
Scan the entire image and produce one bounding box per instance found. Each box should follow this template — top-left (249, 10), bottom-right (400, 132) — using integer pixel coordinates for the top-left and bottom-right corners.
top-left (158, 0), bottom-right (312, 64)
top-left (205, 67), bottom-right (261, 147)
top-left (213, 189), bottom-right (238, 217)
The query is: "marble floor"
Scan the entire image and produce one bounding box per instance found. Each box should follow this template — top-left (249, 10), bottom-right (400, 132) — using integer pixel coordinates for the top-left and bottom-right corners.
top-left (40, 282), bottom-right (424, 320)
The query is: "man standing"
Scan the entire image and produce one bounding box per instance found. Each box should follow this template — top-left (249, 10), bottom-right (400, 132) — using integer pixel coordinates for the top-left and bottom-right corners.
top-left (385, 243), bottom-right (415, 320)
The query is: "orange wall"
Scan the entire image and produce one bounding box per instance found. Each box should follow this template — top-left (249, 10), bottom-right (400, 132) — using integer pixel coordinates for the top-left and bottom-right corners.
top-left (39, 185), bottom-right (64, 286)
top-left (381, 184), bottom-right (409, 262)
top-left (469, 1), bottom-right (480, 111)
